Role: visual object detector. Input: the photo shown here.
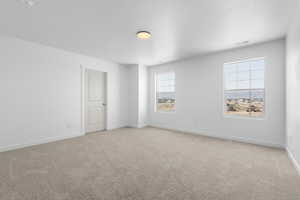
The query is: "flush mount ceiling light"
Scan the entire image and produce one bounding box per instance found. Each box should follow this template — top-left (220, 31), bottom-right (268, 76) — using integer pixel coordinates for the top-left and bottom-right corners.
top-left (20, 0), bottom-right (36, 7)
top-left (136, 31), bottom-right (151, 40)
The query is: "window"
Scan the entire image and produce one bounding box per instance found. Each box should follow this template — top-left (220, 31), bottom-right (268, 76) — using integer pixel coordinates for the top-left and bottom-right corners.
top-left (155, 72), bottom-right (175, 112)
top-left (224, 58), bottom-right (265, 117)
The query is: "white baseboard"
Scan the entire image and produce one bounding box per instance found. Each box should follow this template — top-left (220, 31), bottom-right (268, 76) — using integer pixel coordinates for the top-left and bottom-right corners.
top-left (137, 123), bottom-right (148, 128)
top-left (125, 124), bottom-right (148, 129)
top-left (287, 148), bottom-right (300, 176)
top-left (149, 125), bottom-right (285, 149)
top-left (0, 133), bottom-right (84, 153)
top-left (106, 125), bottom-right (129, 131)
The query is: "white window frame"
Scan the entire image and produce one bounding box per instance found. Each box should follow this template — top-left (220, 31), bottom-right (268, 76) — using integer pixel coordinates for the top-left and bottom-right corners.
top-left (154, 71), bottom-right (176, 113)
top-left (223, 57), bottom-right (266, 119)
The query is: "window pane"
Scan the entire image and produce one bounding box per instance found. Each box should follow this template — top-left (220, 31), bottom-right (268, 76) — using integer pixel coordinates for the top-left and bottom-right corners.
top-left (251, 79), bottom-right (264, 89)
top-left (237, 62), bottom-right (250, 83)
top-left (237, 80), bottom-right (250, 89)
top-left (237, 71), bottom-right (250, 81)
top-left (251, 69), bottom-right (264, 80)
top-left (156, 72), bottom-right (175, 112)
top-left (225, 80), bottom-right (237, 90)
top-left (225, 89), bottom-right (251, 116)
top-left (224, 58), bottom-right (265, 117)
top-left (224, 64), bottom-right (237, 90)
top-left (251, 59), bottom-right (264, 70)
top-left (250, 89), bottom-right (264, 117)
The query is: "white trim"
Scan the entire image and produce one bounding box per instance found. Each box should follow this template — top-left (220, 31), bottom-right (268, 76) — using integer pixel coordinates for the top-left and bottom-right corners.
top-left (0, 133), bottom-right (84, 153)
top-left (126, 124), bottom-right (147, 128)
top-left (287, 148), bottom-right (300, 176)
top-left (0, 126), bottom-right (128, 152)
top-left (149, 125), bottom-right (284, 149)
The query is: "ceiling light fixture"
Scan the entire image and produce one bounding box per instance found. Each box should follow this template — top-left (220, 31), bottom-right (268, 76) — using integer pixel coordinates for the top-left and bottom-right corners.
top-left (136, 31), bottom-right (151, 40)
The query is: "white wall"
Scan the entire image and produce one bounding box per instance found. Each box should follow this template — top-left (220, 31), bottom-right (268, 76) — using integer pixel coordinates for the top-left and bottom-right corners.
top-left (0, 35), bottom-right (129, 152)
top-left (286, 0), bottom-right (300, 173)
top-left (148, 39), bottom-right (286, 147)
top-left (138, 64), bottom-right (148, 128)
top-left (127, 64), bottom-right (148, 128)
top-left (127, 64), bottom-right (139, 127)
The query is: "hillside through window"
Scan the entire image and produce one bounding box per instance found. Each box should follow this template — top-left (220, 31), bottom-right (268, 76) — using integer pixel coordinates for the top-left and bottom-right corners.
top-left (224, 58), bottom-right (265, 117)
top-left (155, 72), bottom-right (175, 112)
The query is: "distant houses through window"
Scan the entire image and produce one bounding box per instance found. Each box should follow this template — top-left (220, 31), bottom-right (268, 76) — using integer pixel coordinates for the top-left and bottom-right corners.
top-left (224, 58), bottom-right (265, 117)
top-left (155, 72), bottom-right (176, 112)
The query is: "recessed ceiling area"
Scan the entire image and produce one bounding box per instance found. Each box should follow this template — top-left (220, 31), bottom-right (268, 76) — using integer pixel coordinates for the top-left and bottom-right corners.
top-left (0, 0), bottom-right (294, 65)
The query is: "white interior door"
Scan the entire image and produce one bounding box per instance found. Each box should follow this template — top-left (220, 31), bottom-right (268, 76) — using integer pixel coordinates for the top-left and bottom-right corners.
top-left (85, 69), bottom-right (106, 133)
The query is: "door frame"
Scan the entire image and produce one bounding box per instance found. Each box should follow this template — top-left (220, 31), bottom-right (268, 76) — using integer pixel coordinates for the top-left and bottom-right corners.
top-left (81, 65), bottom-right (108, 134)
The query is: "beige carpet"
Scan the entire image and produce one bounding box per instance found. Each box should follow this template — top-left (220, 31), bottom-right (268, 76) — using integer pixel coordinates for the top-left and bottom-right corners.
top-left (0, 127), bottom-right (299, 200)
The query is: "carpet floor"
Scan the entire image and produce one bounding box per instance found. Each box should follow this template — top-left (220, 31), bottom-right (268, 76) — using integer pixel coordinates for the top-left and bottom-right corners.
top-left (0, 127), bottom-right (299, 200)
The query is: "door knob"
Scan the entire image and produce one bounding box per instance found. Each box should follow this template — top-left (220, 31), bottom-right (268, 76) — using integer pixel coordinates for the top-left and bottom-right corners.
top-left (102, 103), bottom-right (107, 106)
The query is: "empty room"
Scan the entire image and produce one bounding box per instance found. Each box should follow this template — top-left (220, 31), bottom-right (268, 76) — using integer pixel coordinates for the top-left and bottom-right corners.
top-left (1, 0), bottom-right (300, 199)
